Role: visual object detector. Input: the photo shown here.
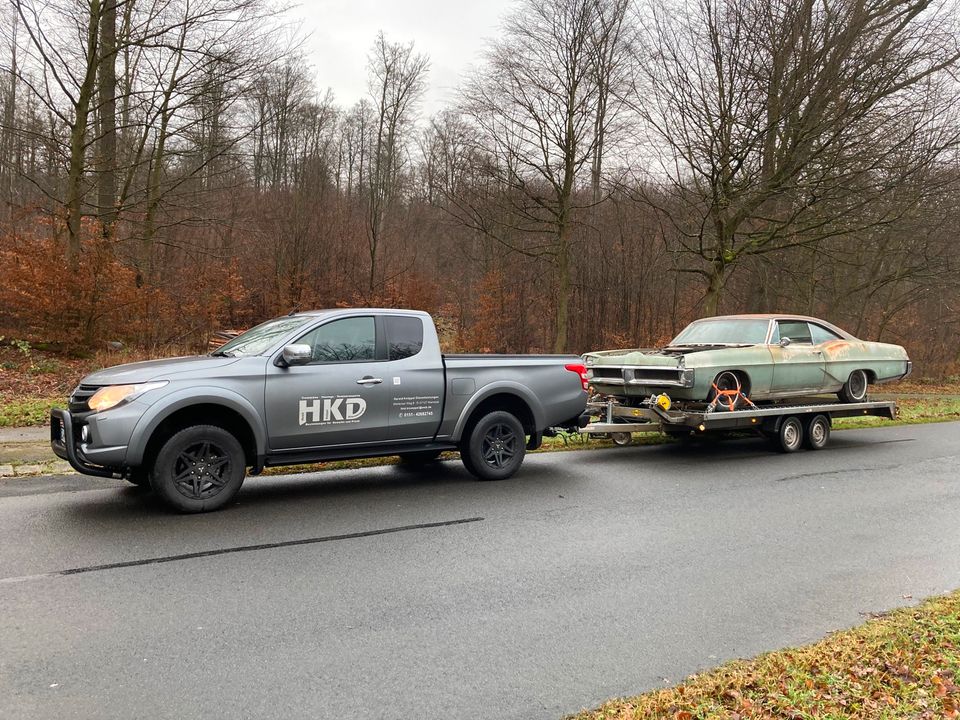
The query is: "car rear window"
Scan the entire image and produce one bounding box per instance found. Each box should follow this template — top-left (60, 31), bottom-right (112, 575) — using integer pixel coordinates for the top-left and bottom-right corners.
top-left (385, 316), bottom-right (424, 361)
top-left (810, 323), bottom-right (842, 344)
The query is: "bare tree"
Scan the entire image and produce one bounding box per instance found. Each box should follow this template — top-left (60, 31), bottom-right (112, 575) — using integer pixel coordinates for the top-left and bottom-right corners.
top-left (454, 0), bottom-right (632, 352)
top-left (631, 0), bottom-right (960, 314)
top-left (363, 32), bottom-right (429, 295)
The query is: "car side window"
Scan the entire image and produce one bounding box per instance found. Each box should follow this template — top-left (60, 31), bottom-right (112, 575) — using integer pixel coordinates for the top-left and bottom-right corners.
top-left (296, 317), bottom-right (376, 363)
top-left (385, 316), bottom-right (424, 361)
top-left (777, 320), bottom-right (813, 344)
top-left (809, 323), bottom-right (842, 344)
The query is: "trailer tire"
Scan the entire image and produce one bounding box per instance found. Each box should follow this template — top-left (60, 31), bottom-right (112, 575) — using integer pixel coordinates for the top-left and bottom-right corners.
top-left (611, 431), bottom-right (632, 446)
top-left (776, 416), bottom-right (804, 453)
top-left (461, 410), bottom-right (526, 481)
top-left (838, 369), bottom-right (869, 403)
top-left (150, 425), bottom-right (246, 513)
top-left (804, 414), bottom-right (830, 450)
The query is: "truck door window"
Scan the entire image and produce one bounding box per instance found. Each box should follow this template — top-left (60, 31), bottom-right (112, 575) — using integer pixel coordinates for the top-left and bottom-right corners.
top-left (385, 316), bottom-right (424, 361)
top-left (297, 317), bottom-right (376, 363)
top-left (777, 320), bottom-right (813, 344)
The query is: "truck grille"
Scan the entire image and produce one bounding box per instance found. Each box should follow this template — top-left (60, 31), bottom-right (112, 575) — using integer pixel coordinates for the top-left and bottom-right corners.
top-left (68, 384), bottom-right (100, 412)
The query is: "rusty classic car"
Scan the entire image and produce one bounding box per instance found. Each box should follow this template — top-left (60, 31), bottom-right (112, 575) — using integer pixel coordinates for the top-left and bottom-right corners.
top-left (584, 314), bottom-right (912, 409)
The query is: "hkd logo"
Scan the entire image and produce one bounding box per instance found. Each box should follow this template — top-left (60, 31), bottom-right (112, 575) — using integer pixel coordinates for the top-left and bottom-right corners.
top-left (299, 397), bottom-right (367, 425)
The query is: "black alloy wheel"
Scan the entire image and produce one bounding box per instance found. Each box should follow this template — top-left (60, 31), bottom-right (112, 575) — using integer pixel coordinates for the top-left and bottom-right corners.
top-left (462, 410), bottom-right (526, 481)
top-left (151, 425), bottom-right (246, 512)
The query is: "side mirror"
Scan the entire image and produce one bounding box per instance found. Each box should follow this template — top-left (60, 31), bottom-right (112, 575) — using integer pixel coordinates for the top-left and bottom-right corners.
top-left (280, 343), bottom-right (312, 367)
top-left (779, 337), bottom-right (792, 347)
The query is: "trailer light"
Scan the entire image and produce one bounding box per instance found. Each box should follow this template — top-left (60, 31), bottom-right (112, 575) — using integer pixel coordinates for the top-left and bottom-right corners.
top-left (656, 394), bottom-right (672, 411)
top-left (751, 418), bottom-right (757, 424)
top-left (698, 424), bottom-right (706, 432)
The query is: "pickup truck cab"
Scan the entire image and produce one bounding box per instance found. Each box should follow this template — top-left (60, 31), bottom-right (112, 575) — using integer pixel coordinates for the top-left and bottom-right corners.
top-left (51, 309), bottom-right (589, 512)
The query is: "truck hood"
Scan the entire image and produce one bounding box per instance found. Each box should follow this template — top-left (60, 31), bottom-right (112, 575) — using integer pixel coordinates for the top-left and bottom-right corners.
top-left (585, 344), bottom-right (754, 367)
top-left (82, 356), bottom-right (242, 385)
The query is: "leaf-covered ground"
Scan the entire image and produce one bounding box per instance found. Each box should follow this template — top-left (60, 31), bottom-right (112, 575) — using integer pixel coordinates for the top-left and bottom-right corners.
top-left (570, 590), bottom-right (960, 720)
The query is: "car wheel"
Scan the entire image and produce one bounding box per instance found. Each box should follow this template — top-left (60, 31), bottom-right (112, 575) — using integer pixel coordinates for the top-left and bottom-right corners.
top-left (462, 411), bottom-right (526, 481)
top-left (150, 425), bottom-right (246, 513)
top-left (707, 370), bottom-right (749, 411)
top-left (611, 431), bottom-right (632, 446)
top-left (838, 369), bottom-right (869, 402)
top-left (398, 450), bottom-right (442, 465)
top-left (776, 416), bottom-right (804, 453)
top-left (804, 414), bottom-right (830, 450)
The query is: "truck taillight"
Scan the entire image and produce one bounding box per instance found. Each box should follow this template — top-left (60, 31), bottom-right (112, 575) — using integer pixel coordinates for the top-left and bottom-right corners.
top-left (565, 363), bottom-right (589, 392)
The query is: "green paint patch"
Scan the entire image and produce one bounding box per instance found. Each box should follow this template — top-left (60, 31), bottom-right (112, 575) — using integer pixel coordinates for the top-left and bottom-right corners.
top-left (569, 589), bottom-right (960, 720)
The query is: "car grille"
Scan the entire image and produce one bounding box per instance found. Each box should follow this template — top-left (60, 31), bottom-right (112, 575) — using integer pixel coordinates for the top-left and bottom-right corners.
top-left (624, 368), bottom-right (683, 383)
top-left (589, 368), bottom-right (623, 380)
top-left (68, 384), bottom-right (100, 412)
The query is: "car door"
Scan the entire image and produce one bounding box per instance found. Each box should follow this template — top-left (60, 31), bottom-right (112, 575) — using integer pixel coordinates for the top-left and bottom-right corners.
top-left (264, 315), bottom-right (392, 451)
top-left (383, 315), bottom-right (445, 441)
top-left (770, 320), bottom-right (826, 392)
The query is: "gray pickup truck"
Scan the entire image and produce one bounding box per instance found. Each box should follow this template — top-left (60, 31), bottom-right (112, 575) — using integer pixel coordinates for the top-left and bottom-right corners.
top-left (51, 309), bottom-right (589, 512)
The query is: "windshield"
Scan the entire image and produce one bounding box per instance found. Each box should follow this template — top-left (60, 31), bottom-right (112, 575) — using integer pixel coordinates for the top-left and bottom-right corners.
top-left (213, 316), bottom-right (313, 357)
top-left (670, 319), bottom-right (770, 345)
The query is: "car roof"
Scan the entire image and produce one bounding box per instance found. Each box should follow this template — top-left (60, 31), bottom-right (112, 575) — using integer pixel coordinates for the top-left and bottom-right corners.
top-left (291, 308), bottom-right (431, 318)
top-left (691, 314), bottom-right (856, 340)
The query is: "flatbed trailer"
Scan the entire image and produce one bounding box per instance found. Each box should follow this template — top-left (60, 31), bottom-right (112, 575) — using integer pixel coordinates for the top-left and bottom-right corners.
top-left (584, 396), bottom-right (898, 452)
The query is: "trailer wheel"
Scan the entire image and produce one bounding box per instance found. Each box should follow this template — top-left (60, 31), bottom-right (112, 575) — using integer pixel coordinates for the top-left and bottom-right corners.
top-left (776, 416), bottom-right (804, 453)
top-left (804, 414), bottom-right (830, 450)
top-left (611, 431), bottom-right (632, 446)
top-left (461, 411), bottom-right (526, 481)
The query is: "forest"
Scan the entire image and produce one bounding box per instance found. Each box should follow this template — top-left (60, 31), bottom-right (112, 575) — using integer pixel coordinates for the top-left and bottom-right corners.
top-left (1, 0), bottom-right (958, 376)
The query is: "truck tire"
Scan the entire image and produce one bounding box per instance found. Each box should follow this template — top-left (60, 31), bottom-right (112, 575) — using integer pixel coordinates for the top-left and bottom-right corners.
top-left (461, 410), bottom-right (526, 481)
top-left (150, 425), bottom-right (246, 513)
top-left (838, 369), bottom-right (869, 403)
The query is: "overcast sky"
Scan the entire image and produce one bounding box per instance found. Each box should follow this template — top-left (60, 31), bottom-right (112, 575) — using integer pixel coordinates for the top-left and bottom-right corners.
top-left (291, 0), bottom-right (517, 115)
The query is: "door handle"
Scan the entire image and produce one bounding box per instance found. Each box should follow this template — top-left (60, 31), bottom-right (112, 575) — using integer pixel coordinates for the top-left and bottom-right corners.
top-left (356, 376), bottom-right (383, 385)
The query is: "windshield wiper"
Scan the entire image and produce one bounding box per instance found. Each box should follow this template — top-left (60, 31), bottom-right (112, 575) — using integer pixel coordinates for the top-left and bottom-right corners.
top-left (209, 349), bottom-right (236, 357)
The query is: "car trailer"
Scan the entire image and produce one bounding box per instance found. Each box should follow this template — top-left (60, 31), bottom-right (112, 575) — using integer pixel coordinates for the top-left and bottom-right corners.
top-left (583, 396), bottom-right (899, 452)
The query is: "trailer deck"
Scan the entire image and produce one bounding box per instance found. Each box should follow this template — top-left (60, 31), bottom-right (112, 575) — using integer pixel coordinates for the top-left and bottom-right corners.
top-left (584, 396), bottom-right (898, 452)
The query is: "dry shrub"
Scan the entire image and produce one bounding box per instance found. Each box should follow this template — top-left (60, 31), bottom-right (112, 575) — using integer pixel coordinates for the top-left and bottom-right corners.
top-left (0, 219), bottom-right (250, 351)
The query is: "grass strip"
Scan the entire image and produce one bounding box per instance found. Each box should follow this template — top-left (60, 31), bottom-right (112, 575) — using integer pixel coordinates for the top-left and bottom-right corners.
top-left (569, 590), bottom-right (960, 720)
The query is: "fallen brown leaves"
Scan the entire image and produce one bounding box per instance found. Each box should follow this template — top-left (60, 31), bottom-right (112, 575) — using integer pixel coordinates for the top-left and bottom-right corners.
top-left (570, 591), bottom-right (960, 720)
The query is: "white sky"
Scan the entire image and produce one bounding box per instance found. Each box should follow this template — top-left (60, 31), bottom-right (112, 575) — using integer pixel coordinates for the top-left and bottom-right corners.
top-left (291, 0), bottom-right (517, 115)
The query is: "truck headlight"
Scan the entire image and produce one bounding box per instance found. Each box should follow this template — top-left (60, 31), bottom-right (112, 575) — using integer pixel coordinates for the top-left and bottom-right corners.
top-left (88, 381), bottom-right (168, 412)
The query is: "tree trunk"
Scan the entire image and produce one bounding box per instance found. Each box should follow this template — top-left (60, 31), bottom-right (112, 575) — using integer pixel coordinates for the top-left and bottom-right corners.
top-left (97, 0), bottom-right (117, 235)
top-left (702, 264), bottom-right (726, 316)
top-left (553, 229), bottom-right (571, 353)
top-left (65, 0), bottom-right (102, 266)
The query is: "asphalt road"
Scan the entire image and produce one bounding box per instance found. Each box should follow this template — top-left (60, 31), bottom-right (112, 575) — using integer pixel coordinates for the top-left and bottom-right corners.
top-left (2, 422), bottom-right (959, 720)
